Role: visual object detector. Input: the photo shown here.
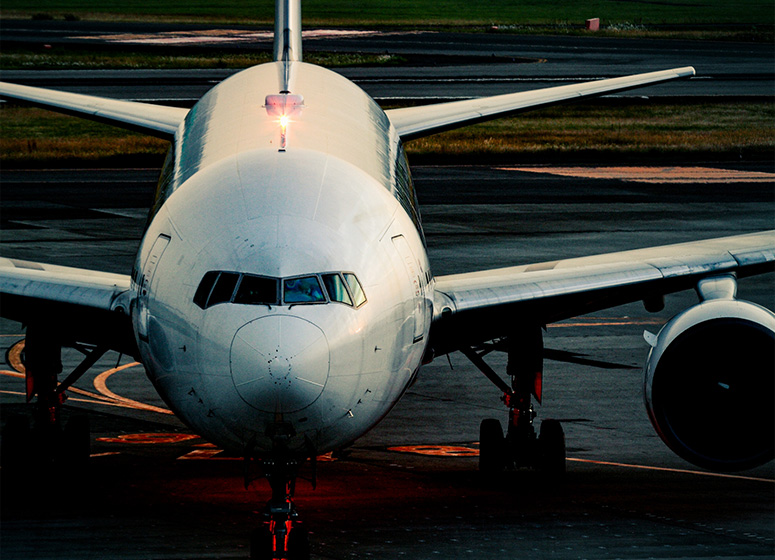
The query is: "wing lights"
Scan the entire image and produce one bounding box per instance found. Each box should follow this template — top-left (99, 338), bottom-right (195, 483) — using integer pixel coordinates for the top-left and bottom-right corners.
top-left (265, 93), bottom-right (305, 151)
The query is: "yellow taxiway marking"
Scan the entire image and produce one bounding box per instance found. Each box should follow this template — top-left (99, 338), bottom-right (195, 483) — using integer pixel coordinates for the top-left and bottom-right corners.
top-left (388, 445), bottom-right (773, 483)
top-left (1, 339), bottom-right (171, 414)
top-left (566, 458), bottom-right (774, 484)
top-left (97, 433), bottom-right (199, 444)
top-left (497, 166), bottom-right (775, 184)
top-left (93, 364), bottom-right (173, 415)
top-left (388, 445), bottom-right (480, 457)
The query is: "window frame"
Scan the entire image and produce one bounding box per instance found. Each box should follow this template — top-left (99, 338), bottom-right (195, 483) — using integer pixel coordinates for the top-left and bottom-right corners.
top-left (194, 270), bottom-right (367, 309)
top-left (282, 275), bottom-right (328, 305)
top-left (233, 273), bottom-right (280, 307)
top-left (343, 272), bottom-right (368, 308)
top-left (321, 272), bottom-right (354, 307)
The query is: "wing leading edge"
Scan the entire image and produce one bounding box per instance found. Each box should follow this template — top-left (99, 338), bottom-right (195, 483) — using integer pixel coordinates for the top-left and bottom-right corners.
top-left (0, 258), bottom-right (136, 355)
top-left (0, 81), bottom-right (187, 139)
top-left (386, 66), bottom-right (695, 141)
top-left (429, 231), bottom-right (775, 356)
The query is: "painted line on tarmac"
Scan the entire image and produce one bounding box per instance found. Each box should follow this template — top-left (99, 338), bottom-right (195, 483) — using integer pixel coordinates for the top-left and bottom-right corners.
top-left (386, 444), bottom-right (774, 483)
top-left (93, 364), bottom-right (173, 415)
top-left (2, 339), bottom-right (171, 414)
top-left (71, 28), bottom-right (403, 46)
top-left (567, 457), bottom-right (774, 483)
top-left (496, 166), bottom-right (775, 184)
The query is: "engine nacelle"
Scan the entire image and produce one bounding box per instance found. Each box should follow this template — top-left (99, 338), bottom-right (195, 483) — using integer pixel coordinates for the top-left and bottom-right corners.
top-left (644, 298), bottom-right (775, 472)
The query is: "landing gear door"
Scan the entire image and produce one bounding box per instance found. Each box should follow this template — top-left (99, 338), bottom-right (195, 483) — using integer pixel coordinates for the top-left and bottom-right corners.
top-left (391, 234), bottom-right (426, 343)
top-left (137, 234), bottom-right (171, 341)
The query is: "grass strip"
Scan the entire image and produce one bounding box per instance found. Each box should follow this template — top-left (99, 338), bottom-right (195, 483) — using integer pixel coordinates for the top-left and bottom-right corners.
top-left (1, 101), bottom-right (773, 168)
top-left (0, 47), bottom-right (406, 70)
top-left (3, 0), bottom-right (774, 27)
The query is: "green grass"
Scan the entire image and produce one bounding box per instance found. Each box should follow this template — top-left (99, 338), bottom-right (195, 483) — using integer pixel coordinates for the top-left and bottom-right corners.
top-left (0, 48), bottom-right (405, 70)
top-left (2, 102), bottom-right (772, 167)
top-left (3, 0), bottom-right (773, 26)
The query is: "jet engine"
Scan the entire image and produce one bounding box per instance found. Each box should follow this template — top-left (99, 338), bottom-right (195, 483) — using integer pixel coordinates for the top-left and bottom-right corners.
top-left (644, 278), bottom-right (775, 472)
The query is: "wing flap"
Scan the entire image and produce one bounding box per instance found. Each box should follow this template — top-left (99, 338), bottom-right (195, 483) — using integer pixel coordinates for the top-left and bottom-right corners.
top-left (386, 67), bottom-right (695, 141)
top-left (0, 81), bottom-right (187, 139)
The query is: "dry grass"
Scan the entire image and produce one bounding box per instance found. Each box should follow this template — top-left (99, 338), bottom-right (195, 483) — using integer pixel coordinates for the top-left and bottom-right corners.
top-left (405, 102), bottom-right (775, 162)
top-left (1, 102), bottom-right (773, 167)
top-left (0, 107), bottom-right (169, 164)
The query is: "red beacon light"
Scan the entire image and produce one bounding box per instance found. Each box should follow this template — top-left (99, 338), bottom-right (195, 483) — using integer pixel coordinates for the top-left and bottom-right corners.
top-left (265, 93), bottom-right (305, 151)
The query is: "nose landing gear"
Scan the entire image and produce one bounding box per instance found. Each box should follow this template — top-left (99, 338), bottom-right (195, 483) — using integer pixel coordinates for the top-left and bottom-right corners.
top-left (249, 457), bottom-right (311, 560)
top-left (462, 326), bottom-right (565, 477)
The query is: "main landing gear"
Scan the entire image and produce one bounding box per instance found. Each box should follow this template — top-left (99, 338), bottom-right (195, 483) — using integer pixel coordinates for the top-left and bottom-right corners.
top-left (248, 456), bottom-right (311, 560)
top-left (461, 326), bottom-right (566, 477)
top-left (1, 325), bottom-right (104, 479)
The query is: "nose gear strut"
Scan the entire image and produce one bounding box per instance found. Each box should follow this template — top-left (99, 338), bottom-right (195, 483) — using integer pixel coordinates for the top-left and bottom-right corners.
top-left (246, 454), bottom-right (311, 560)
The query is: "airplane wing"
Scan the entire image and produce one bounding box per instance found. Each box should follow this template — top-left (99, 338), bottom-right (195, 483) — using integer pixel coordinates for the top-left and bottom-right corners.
top-left (386, 67), bottom-right (695, 141)
top-left (429, 231), bottom-right (775, 355)
top-left (0, 81), bottom-right (187, 139)
top-left (0, 258), bottom-right (137, 356)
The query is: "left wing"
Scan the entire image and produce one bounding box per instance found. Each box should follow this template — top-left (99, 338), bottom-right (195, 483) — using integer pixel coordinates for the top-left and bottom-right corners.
top-left (429, 231), bottom-right (775, 355)
top-left (0, 258), bottom-right (136, 355)
top-left (386, 67), bottom-right (695, 141)
top-left (0, 81), bottom-right (187, 139)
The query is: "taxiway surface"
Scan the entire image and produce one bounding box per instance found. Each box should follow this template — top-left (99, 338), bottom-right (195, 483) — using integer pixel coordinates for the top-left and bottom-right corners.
top-left (1, 163), bottom-right (773, 559)
top-left (2, 21), bottom-right (773, 100)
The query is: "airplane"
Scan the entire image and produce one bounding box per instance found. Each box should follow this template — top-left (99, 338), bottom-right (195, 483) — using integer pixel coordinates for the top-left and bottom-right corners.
top-left (1, 1), bottom-right (773, 558)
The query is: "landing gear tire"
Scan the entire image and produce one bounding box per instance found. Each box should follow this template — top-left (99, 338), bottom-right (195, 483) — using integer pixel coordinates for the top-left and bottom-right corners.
top-left (479, 418), bottom-right (505, 474)
top-left (538, 419), bottom-right (566, 477)
top-left (250, 522), bottom-right (310, 560)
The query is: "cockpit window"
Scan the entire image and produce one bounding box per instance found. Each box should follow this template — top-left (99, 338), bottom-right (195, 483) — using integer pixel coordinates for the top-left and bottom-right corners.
top-left (234, 275), bottom-right (279, 305)
top-left (194, 271), bottom-right (366, 309)
top-left (344, 273), bottom-right (367, 307)
top-left (283, 276), bottom-right (326, 304)
top-left (193, 270), bottom-right (219, 309)
top-left (208, 272), bottom-right (239, 306)
top-left (322, 273), bottom-right (353, 306)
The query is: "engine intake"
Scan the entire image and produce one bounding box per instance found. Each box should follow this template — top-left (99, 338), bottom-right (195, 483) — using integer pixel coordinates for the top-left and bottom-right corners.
top-left (644, 298), bottom-right (774, 472)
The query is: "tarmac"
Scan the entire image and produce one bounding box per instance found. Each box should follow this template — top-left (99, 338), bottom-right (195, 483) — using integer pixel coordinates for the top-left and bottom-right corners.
top-left (1, 163), bottom-right (773, 559)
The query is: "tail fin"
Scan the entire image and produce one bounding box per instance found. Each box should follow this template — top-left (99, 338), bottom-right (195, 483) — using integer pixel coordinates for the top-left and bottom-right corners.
top-left (274, 0), bottom-right (302, 63)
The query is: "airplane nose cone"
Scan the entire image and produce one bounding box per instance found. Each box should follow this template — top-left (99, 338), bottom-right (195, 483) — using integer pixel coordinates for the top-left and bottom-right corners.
top-left (230, 316), bottom-right (330, 413)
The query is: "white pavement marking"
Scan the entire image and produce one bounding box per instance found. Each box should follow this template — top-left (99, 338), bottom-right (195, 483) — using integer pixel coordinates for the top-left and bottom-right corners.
top-left (497, 166), bottom-right (775, 184)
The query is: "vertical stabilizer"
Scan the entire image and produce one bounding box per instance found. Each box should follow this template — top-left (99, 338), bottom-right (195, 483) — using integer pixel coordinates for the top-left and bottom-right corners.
top-left (274, 0), bottom-right (302, 63)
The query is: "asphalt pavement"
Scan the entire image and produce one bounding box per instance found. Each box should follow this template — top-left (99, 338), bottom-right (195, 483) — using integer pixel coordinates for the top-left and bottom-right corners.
top-left (1, 163), bottom-right (773, 559)
top-left (1, 21), bottom-right (773, 100)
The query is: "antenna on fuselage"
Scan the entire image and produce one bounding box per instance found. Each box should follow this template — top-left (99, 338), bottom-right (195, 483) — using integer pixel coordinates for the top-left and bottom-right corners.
top-left (274, 0), bottom-right (302, 93)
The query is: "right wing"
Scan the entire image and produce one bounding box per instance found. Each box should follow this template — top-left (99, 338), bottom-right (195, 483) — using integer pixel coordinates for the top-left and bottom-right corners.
top-left (0, 81), bottom-right (188, 139)
top-left (429, 231), bottom-right (775, 356)
top-left (386, 67), bottom-right (695, 141)
top-left (0, 258), bottom-right (137, 356)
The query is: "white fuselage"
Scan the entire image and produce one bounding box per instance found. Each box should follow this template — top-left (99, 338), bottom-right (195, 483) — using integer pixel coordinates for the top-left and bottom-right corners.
top-left (131, 61), bottom-right (433, 457)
